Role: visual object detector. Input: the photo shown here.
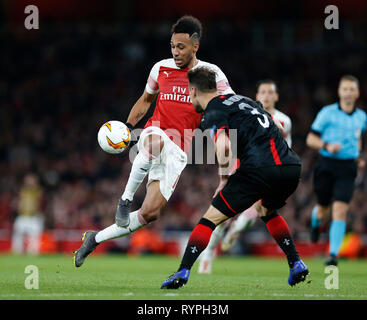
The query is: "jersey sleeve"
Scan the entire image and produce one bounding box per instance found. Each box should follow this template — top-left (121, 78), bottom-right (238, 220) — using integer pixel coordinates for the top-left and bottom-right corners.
top-left (311, 107), bottom-right (328, 134)
top-left (283, 116), bottom-right (292, 147)
top-left (202, 103), bottom-right (229, 142)
top-left (211, 65), bottom-right (235, 95)
top-left (145, 61), bottom-right (160, 94)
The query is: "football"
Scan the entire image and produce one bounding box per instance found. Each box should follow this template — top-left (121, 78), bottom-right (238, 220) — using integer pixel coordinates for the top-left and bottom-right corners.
top-left (97, 120), bottom-right (131, 154)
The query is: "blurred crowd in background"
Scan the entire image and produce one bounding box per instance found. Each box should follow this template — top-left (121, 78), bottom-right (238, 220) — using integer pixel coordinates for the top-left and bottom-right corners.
top-left (1, 18), bottom-right (367, 250)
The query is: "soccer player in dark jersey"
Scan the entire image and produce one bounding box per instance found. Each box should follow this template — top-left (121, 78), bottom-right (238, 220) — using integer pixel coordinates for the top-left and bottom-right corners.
top-left (161, 67), bottom-right (309, 289)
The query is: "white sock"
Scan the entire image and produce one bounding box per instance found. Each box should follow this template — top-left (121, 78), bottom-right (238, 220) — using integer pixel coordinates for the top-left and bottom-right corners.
top-left (121, 149), bottom-right (155, 201)
top-left (232, 207), bottom-right (257, 234)
top-left (95, 210), bottom-right (147, 243)
top-left (200, 223), bottom-right (225, 260)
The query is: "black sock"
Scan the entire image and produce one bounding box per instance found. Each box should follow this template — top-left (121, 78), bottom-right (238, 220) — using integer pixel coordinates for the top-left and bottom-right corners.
top-left (261, 212), bottom-right (300, 268)
top-left (178, 218), bottom-right (216, 271)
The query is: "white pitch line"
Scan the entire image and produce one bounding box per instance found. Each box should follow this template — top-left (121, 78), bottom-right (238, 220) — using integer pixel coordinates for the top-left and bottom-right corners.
top-left (1, 292), bottom-right (366, 299)
top-left (0, 292), bottom-right (135, 298)
top-left (268, 293), bottom-right (367, 298)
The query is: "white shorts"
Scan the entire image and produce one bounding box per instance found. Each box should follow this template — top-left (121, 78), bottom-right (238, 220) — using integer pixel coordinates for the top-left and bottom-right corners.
top-left (138, 126), bottom-right (187, 201)
top-left (13, 214), bottom-right (44, 236)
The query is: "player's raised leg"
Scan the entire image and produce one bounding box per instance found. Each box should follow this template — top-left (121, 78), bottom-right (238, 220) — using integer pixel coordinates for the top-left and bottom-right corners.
top-left (116, 134), bottom-right (164, 227)
top-left (74, 180), bottom-right (165, 267)
top-left (98, 180), bottom-right (166, 239)
top-left (74, 134), bottom-right (166, 267)
top-left (74, 128), bottom-right (187, 267)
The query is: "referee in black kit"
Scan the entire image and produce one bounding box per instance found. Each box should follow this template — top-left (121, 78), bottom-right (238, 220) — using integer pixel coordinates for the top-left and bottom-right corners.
top-left (306, 75), bottom-right (366, 266)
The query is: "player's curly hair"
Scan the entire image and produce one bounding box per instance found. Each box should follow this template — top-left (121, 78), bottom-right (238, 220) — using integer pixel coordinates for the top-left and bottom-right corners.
top-left (171, 15), bottom-right (202, 42)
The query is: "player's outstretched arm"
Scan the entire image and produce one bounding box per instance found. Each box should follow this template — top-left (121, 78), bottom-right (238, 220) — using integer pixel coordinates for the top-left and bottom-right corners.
top-left (126, 89), bottom-right (157, 127)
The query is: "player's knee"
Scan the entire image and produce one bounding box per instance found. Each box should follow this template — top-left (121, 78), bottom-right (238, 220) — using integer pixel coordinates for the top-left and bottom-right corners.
top-left (332, 201), bottom-right (348, 220)
top-left (140, 209), bottom-right (160, 223)
top-left (253, 200), bottom-right (262, 212)
top-left (140, 199), bottom-right (162, 222)
top-left (203, 205), bottom-right (228, 226)
top-left (257, 210), bottom-right (265, 217)
top-left (257, 206), bottom-right (269, 217)
top-left (143, 134), bottom-right (164, 158)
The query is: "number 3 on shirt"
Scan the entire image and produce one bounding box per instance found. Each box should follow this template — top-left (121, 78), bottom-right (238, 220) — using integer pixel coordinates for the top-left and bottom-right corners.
top-left (238, 102), bottom-right (270, 129)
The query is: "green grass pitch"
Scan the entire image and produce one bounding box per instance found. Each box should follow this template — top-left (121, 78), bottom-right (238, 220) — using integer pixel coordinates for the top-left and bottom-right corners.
top-left (0, 254), bottom-right (366, 300)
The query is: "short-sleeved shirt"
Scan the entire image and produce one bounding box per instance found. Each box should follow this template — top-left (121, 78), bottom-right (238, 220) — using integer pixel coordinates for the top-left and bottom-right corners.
top-left (144, 58), bottom-right (234, 153)
top-left (200, 94), bottom-right (300, 168)
top-left (311, 103), bottom-right (367, 160)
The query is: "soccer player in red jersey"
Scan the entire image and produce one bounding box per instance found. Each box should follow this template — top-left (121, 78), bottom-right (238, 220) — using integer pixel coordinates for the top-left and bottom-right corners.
top-left (73, 16), bottom-right (234, 267)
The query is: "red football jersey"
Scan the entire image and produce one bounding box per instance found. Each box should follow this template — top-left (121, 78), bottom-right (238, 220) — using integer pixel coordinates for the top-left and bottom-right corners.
top-left (145, 58), bottom-right (233, 153)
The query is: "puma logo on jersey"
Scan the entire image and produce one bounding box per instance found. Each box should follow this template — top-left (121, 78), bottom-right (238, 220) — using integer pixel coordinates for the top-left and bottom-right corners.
top-left (163, 71), bottom-right (172, 77)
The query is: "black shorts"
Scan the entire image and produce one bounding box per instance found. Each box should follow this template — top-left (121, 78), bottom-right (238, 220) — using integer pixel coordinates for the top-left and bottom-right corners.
top-left (212, 165), bottom-right (301, 218)
top-left (313, 156), bottom-right (357, 206)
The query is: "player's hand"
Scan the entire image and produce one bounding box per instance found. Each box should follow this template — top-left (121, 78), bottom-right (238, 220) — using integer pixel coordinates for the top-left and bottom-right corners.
top-left (326, 143), bottom-right (342, 154)
top-left (213, 177), bottom-right (228, 198)
top-left (126, 123), bottom-right (139, 149)
top-left (273, 118), bottom-right (285, 136)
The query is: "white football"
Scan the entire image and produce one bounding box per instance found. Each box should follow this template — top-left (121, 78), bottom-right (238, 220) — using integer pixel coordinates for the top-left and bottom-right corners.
top-left (97, 120), bottom-right (131, 154)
